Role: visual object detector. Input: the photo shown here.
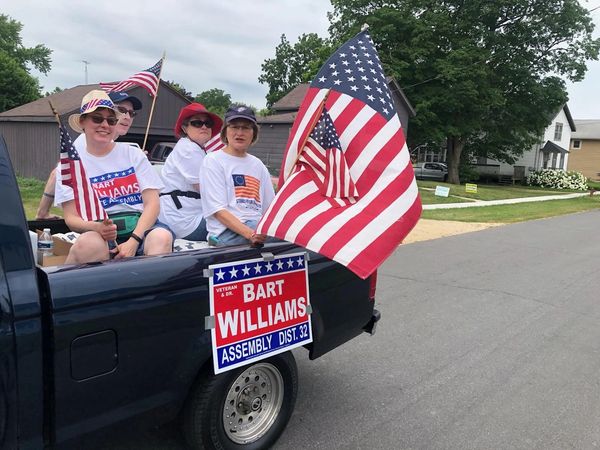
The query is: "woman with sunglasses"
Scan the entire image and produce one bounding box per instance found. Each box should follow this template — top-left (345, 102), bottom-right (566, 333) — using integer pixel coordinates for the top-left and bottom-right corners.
top-left (36, 91), bottom-right (143, 221)
top-left (54, 90), bottom-right (173, 264)
top-left (159, 103), bottom-right (223, 241)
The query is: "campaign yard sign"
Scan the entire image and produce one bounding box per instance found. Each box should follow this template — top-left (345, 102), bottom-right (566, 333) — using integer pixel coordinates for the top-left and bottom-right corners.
top-left (208, 252), bottom-right (312, 374)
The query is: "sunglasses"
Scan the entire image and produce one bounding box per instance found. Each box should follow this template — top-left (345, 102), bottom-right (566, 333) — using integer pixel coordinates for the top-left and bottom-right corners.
top-left (88, 114), bottom-right (119, 126)
top-left (117, 106), bottom-right (137, 117)
top-left (188, 119), bottom-right (214, 129)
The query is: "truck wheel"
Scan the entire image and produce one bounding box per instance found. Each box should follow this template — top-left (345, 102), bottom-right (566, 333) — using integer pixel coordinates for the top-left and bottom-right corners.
top-left (183, 351), bottom-right (298, 450)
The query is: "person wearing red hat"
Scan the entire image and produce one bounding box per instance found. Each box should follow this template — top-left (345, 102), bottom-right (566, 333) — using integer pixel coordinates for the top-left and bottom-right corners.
top-left (158, 103), bottom-right (223, 240)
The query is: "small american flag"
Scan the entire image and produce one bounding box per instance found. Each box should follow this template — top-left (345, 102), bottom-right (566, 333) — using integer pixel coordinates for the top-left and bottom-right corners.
top-left (256, 29), bottom-right (422, 279)
top-left (205, 134), bottom-right (225, 153)
top-left (299, 105), bottom-right (358, 203)
top-left (100, 58), bottom-right (163, 97)
top-left (59, 125), bottom-right (108, 221)
top-left (233, 174), bottom-right (260, 202)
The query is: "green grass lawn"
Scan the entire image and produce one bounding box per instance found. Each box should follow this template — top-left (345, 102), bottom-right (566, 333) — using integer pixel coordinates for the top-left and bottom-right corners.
top-left (417, 180), bottom-right (579, 202)
top-left (18, 176), bottom-right (62, 219)
top-left (422, 195), bottom-right (600, 223)
top-left (418, 188), bottom-right (473, 204)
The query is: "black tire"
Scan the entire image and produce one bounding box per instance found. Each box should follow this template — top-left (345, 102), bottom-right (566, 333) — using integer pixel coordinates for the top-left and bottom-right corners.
top-left (183, 351), bottom-right (298, 450)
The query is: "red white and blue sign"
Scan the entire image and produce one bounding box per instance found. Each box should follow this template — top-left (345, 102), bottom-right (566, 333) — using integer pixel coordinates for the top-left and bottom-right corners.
top-left (209, 252), bottom-right (312, 374)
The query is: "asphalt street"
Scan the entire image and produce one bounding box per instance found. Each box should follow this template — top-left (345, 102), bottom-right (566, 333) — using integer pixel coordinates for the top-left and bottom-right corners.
top-left (94, 210), bottom-right (600, 449)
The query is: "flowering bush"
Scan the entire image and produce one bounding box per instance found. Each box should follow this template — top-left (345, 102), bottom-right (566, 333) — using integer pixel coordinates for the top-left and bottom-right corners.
top-left (526, 169), bottom-right (588, 190)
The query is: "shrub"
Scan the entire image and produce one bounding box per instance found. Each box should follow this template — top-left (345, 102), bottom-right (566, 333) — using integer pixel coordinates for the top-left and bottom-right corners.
top-left (526, 169), bottom-right (588, 190)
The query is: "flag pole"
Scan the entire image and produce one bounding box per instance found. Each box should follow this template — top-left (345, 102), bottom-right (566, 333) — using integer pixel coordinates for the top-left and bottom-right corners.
top-left (142, 51), bottom-right (166, 152)
top-left (48, 100), bottom-right (62, 126)
top-left (285, 89), bottom-right (330, 180)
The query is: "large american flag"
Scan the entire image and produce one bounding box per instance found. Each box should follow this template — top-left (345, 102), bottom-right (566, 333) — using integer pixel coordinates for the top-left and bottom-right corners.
top-left (100, 58), bottom-right (163, 97)
top-left (59, 125), bottom-right (108, 221)
top-left (205, 134), bottom-right (225, 153)
top-left (256, 29), bottom-right (422, 279)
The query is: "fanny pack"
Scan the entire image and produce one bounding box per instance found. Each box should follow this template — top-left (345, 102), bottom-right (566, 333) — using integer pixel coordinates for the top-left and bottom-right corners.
top-left (108, 212), bottom-right (141, 243)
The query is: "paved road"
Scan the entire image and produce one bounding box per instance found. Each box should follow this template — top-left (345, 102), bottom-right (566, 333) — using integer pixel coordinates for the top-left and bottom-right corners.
top-left (95, 210), bottom-right (600, 449)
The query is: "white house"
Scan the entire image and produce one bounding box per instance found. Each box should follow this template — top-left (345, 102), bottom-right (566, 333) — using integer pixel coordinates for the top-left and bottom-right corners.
top-left (477, 105), bottom-right (576, 181)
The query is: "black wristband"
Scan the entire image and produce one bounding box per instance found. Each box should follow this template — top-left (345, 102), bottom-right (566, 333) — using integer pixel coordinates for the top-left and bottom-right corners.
top-left (43, 192), bottom-right (55, 198)
top-left (130, 232), bottom-right (143, 244)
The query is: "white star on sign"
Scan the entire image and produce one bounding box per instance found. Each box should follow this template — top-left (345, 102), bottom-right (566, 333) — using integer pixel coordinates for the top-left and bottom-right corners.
top-left (296, 257), bottom-right (304, 267)
top-left (287, 259), bottom-right (295, 268)
top-left (229, 267), bottom-right (238, 278)
top-left (276, 260), bottom-right (284, 270)
top-left (242, 265), bottom-right (250, 276)
top-left (216, 269), bottom-right (225, 281)
top-left (265, 262), bottom-right (273, 272)
top-left (254, 263), bottom-right (262, 274)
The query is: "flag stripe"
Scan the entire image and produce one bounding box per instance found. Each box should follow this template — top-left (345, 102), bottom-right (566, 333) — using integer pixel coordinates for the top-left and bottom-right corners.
top-left (280, 88), bottom-right (328, 182)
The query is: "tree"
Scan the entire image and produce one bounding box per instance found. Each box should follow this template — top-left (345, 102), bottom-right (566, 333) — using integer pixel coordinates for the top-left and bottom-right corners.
top-left (164, 80), bottom-right (193, 101)
top-left (44, 86), bottom-right (63, 97)
top-left (0, 14), bottom-right (52, 112)
top-left (259, 33), bottom-right (331, 108)
top-left (327, 0), bottom-right (599, 183)
top-left (195, 88), bottom-right (231, 116)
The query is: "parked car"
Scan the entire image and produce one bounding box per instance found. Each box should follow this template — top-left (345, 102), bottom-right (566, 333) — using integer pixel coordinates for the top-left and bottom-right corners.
top-left (413, 162), bottom-right (448, 181)
top-left (148, 141), bottom-right (176, 162)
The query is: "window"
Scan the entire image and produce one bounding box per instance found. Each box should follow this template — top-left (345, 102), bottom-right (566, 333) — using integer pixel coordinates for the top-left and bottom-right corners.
top-left (554, 123), bottom-right (563, 141)
top-left (551, 152), bottom-right (558, 168)
top-left (572, 140), bottom-right (581, 149)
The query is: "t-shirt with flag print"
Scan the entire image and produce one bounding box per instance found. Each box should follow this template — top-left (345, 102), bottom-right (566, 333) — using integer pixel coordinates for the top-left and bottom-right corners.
top-left (55, 140), bottom-right (164, 214)
top-left (200, 150), bottom-right (275, 238)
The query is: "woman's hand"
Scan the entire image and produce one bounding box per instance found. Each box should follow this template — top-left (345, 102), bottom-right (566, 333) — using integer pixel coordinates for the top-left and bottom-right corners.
top-left (97, 219), bottom-right (118, 242)
top-left (114, 238), bottom-right (139, 259)
top-left (250, 232), bottom-right (267, 247)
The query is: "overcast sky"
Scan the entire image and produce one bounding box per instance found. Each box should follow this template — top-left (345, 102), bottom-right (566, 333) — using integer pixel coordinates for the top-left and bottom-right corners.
top-left (3, 0), bottom-right (600, 119)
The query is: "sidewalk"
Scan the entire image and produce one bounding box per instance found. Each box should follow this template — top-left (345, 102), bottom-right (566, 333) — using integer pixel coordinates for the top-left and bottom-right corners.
top-left (423, 192), bottom-right (596, 210)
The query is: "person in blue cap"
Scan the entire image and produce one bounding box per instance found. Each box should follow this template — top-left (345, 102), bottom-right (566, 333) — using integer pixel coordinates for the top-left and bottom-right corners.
top-left (200, 105), bottom-right (275, 246)
top-left (36, 91), bottom-right (143, 220)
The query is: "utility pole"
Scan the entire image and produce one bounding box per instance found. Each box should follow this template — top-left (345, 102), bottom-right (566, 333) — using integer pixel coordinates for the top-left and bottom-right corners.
top-left (82, 60), bottom-right (90, 84)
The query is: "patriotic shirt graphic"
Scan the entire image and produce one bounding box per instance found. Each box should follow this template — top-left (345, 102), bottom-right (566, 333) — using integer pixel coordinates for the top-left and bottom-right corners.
top-left (233, 174), bottom-right (261, 206)
top-left (91, 167), bottom-right (142, 209)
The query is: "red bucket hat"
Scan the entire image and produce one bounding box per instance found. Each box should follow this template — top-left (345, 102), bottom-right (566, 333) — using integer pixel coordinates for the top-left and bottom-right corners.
top-left (174, 103), bottom-right (223, 138)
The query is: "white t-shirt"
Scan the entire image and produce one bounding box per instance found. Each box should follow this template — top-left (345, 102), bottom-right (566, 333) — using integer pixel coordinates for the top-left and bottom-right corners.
top-left (55, 139), bottom-right (164, 215)
top-left (158, 137), bottom-right (206, 238)
top-left (200, 151), bottom-right (275, 238)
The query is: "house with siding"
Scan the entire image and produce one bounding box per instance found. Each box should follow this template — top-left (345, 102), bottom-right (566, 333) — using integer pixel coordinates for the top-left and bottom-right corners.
top-left (567, 120), bottom-right (600, 181)
top-left (0, 81), bottom-right (189, 180)
top-left (476, 105), bottom-right (575, 182)
top-left (253, 78), bottom-right (415, 175)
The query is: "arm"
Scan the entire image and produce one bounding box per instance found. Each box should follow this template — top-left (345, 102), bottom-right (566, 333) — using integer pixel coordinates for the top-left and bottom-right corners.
top-left (36, 169), bottom-right (62, 219)
top-left (114, 189), bottom-right (160, 258)
top-left (62, 200), bottom-right (117, 241)
top-left (213, 209), bottom-right (266, 245)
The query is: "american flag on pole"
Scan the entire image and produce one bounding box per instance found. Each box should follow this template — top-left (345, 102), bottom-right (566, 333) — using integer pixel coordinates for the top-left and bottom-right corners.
top-left (205, 133), bottom-right (226, 153)
top-left (100, 58), bottom-right (163, 97)
top-left (256, 29), bottom-right (422, 279)
top-left (59, 125), bottom-right (108, 221)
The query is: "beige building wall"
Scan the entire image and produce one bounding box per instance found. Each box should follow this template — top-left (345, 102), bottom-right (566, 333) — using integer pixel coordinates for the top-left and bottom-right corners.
top-left (568, 139), bottom-right (600, 180)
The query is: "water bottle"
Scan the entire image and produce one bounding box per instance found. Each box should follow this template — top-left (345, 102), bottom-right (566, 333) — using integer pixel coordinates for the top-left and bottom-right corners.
top-left (37, 228), bottom-right (53, 262)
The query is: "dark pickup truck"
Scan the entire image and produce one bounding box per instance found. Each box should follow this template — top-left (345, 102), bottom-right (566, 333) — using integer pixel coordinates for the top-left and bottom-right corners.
top-left (0, 137), bottom-right (379, 449)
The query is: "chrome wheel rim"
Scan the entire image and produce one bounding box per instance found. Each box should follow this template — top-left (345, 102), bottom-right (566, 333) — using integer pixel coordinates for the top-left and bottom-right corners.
top-left (222, 362), bottom-right (284, 444)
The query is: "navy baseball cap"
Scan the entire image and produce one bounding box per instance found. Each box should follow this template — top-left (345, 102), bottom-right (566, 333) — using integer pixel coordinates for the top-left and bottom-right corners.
top-left (224, 105), bottom-right (256, 124)
top-left (108, 91), bottom-right (142, 110)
